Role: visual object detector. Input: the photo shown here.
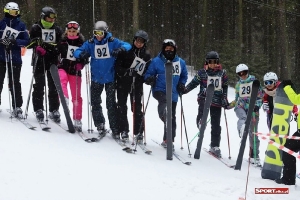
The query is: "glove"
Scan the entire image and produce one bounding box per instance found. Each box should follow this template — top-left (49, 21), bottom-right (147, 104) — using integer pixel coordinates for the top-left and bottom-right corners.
top-left (31, 37), bottom-right (43, 45)
top-left (221, 97), bottom-right (229, 109)
top-left (36, 46), bottom-right (46, 56)
top-left (79, 51), bottom-right (90, 60)
top-left (253, 105), bottom-right (260, 113)
top-left (145, 76), bottom-right (156, 86)
top-left (1, 38), bottom-right (16, 48)
top-left (177, 83), bottom-right (186, 95)
top-left (262, 102), bottom-right (269, 112)
top-left (126, 68), bottom-right (138, 76)
top-left (294, 113), bottom-right (298, 122)
top-left (112, 47), bottom-right (125, 57)
top-left (281, 80), bottom-right (293, 88)
top-left (75, 63), bottom-right (84, 71)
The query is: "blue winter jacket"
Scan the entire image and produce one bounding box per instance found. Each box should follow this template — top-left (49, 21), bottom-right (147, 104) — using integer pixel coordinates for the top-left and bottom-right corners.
top-left (0, 16), bottom-right (29, 64)
top-left (74, 32), bottom-right (131, 84)
top-left (144, 52), bottom-right (188, 102)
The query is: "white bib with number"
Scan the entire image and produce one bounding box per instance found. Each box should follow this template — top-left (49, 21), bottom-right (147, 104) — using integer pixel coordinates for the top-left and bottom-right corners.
top-left (94, 43), bottom-right (111, 59)
top-left (66, 45), bottom-right (79, 61)
top-left (207, 76), bottom-right (222, 91)
top-left (130, 57), bottom-right (146, 75)
top-left (239, 82), bottom-right (253, 98)
top-left (2, 26), bottom-right (19, 39)
top-left (42, 29), bottom-right (56, 43)
top-left (172, 61), bottom-right (181, 75)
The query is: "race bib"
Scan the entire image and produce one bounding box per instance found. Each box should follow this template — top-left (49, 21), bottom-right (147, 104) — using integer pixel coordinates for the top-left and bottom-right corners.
top-left (130, 57), bottom-right (146, 76)
top-left (172, 61), bottom-right (181, 75)
top-left (239, 82), bottom-right (253, 98)
top-left (207, 76), bottom-right (222, 91)
top-left (2, 26), bottom-right (19, 39)
top-left (66, 45), bottom-right (79, 61)
top-left (94, 43), bottom-right (111, 59)
top-left (41, 29), bottom-right (56, 43)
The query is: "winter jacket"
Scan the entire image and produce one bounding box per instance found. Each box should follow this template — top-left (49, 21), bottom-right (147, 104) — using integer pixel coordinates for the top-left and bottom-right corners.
top-left (229, 75), bottom-right (263, 111)
top-left (114, 44), bottom-right (151, 86)
top-left (283, 85), bottom-right (300, 128)
top-left (73, 32), bottom-right (131, 84)
top-left (57, 33), bottom-right (85, 76)
top-left (0, 15), bottom-right (29, 64)
top-left (144, 52), bottom-right (188, 102)
top-left (185, 64), bottom-right (228, 107)
top-left (263, 80), bottom-right (298, 115)
top-left (28, 21), bottom-right (63, 69)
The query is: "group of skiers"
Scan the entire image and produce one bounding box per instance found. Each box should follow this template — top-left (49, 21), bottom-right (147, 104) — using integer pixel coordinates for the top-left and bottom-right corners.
top-left (0, 2), bottom-right (299, 186)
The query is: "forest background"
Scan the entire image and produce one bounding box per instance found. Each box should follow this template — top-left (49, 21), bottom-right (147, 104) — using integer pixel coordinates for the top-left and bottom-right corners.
top-left (4, 0), bottom-right (300, 90)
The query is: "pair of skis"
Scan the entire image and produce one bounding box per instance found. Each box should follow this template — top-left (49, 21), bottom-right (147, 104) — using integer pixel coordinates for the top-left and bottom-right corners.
top-left (6, 109), bottom-right (36, 130)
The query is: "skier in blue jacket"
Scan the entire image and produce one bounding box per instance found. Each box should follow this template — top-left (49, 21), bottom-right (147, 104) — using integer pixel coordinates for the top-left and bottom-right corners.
top-left (74, 21), bottom-right (131, 138)
top-left (0, 2), bottom-right (29, 118)
top-left (144, 39), bottom-right (188, 147)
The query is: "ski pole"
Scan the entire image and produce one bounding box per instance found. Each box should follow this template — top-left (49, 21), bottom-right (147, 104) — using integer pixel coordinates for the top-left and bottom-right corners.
top-left (180, 95), bottom-right (191, 156)
top-left (188, 118), bottom-right (211, 145)
top-left (180, 95), bottom-right (183, 149)
top-left (8, 49), bottom-right (17, 115)
top-left (142, 87), bottom-right (146, 144)
top-left (252, 112), bottom-right (257, 164)
top-left (132, 76), bottom-right (136, 146)
top-left (85, 64), bottom-right (93, 133)
top-left (4, 49), bottom-right (12, 114)
top-left (24, 53), bottom-right (38, 119)
top-left (223, 108), bottom-right (231, 159)
top-left (43, 58), bottom-right (48, 123)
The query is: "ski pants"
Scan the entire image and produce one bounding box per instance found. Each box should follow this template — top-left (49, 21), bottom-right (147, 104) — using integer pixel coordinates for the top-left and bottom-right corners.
top-left (32, 67), bottom-right (60, 112)
top-left (116, 80), bottom-right (143, 135)
top-left (90, 81), bottom-right (118, 133)
top-left (58, 69), bottom-right (82, 120)
top-left (282, 130), bottom-right (300, 184)
top-left (235, 107), bottom-right (260, 157)
top-left (197, 98), bottom-right (222, 147)
top-left (153, 91), bottom-right (177, 142)
top-left (0, 61), bottom-right (23, 108)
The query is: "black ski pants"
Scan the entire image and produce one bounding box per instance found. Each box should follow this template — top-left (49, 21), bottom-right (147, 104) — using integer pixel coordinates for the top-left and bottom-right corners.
top-left (116, 79), bottom-right (143, 135)
top-left (0, 61), bottom-right (23, 108)
top-left (197, 98), bottom-right (222, 147)
top-left (282, 130), bottom-right (300, 184)
top-left (91, 81), bottom-right (118, 133)
top-left (32, 64), bottom-right (59, 112)
top-left (153, 91), bottom-right (177, 142)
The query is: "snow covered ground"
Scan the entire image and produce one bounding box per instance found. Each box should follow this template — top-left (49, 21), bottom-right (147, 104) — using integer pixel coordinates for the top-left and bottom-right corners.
top-left (0, 49), bottom-right (299, 200)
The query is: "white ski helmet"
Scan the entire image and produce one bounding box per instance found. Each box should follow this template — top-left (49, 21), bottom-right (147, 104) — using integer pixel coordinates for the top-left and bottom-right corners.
top-left (263, 72), bottom-right (278, 82)
top-left (4, 2), bottom-right (19, 15)
top-left (94, 21), bottom-right (108, 31)
top-left (236, 64), bottom-right (249, 73)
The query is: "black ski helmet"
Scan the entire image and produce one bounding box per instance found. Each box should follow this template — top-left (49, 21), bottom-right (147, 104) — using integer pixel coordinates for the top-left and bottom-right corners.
top-left (205, 51), bottom-right (219, 64)
top-left (134, 30), bottom-right (149, 43)
top-left (40, 6), bottom-right (57, 20)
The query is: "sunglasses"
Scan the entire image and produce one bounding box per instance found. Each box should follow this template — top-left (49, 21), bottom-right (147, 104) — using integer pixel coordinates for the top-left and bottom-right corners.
top-left (67, 23), bottom-right (79, 30)
top-left (93, 30), bottom-right (105, 37)
top-left (264, 80), bottom-right (275, 86)
top-left (208, 59), bottom-right (218, 64)
top-left (237, 70), bottom-right (248, 76)
top-left (7, 9), bottom-right (19, 16)
top-left (48, 13), bottom-right (57, 19)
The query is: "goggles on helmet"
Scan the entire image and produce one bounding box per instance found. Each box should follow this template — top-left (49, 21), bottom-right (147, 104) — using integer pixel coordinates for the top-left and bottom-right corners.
top-left (67, 22), bottom-right (79, 30)
top-left (4, 9), bottom-right (19, 16)
top-left (264, 80), bottom-right (275, 86)
top-left (93, 30), bottom-right (105, 37)
top-left (207, 59), bottom-right (218, 64)
top-left (47, 13), bottom-right (57, 19)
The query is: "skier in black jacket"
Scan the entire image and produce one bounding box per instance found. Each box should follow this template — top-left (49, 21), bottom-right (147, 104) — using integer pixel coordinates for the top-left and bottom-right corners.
top-left (114, 30), bottom-right (151, 141)
top-left (27, 6), bottom-right (63, 123)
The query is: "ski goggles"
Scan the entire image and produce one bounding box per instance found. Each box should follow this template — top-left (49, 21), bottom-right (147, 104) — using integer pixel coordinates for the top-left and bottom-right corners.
top-left (4, 9), bottom-right (19, 16)
top-left (135, 37), bottom-right (146, 44)
top-left (264, 80), bottom-right (275, 86)
top-left (93, 30), bottom-right (105, 37)
top-left (67, 22), bottom-right (79, 30)
top-left (47, 13), bottom-right (57, 19)
top-left (237, 70), bottom-right (248, 76)
top-left (207, 59), bottom-right (218, 64)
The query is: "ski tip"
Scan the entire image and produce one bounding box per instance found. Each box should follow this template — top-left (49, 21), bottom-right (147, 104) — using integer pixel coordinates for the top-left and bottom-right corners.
top-left (253, 79), bottom-right (260, 86)
top-left (185, 162), bottom-right (192, 165)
